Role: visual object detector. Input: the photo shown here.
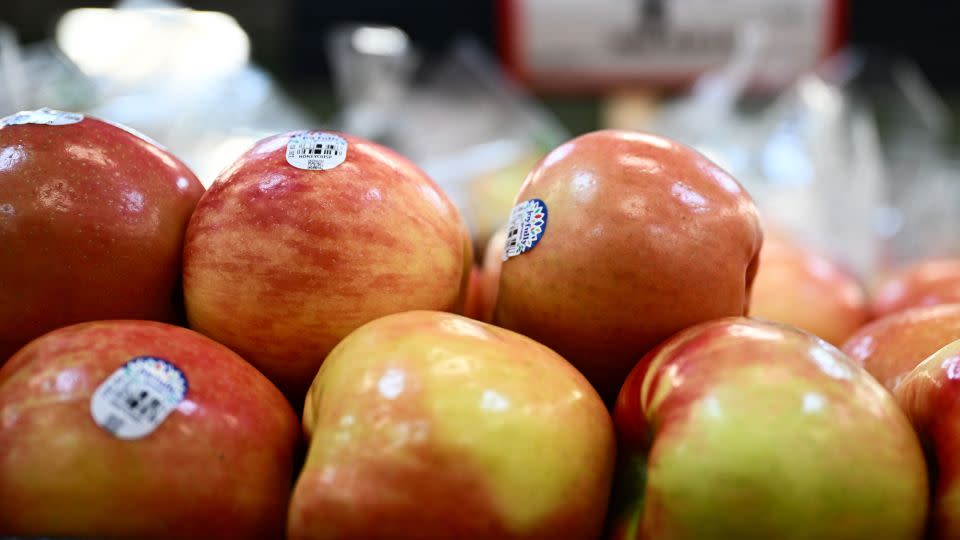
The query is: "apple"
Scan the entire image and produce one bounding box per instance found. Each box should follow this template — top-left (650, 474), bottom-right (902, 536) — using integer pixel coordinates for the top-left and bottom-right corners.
top-left (842, 303), bottom-right (960, 391)
top-left (895, 338), bottom-right (960, 540)
top-left (872, 258), bottom-right (960, 318)
top-left (183, 131), bottom-right (469, 403)
top-left (493, 130), bottom-right (763, 400)
top-left (0, 108), bottom-right (204, 363)
top-left (477, 226), bottom-right (508, 323)
top-left (462, 265), bottom-right (486, 321)
top-left (749, 233), bottom-right (869, 346)
top-left (611, 317), bottom-right (928, 539)
top-left (0, 320), bottom-right (299, 539)
top-left (287, 310), bottom-right (616, 540)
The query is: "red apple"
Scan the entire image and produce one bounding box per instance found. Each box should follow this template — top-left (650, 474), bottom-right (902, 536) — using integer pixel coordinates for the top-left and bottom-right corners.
top-left (612, 317), bottom-right (928, 539)
top-left (477, 226), bottom-right (508, 323)
top-left (842, 303), bottom-right (960, 391)
top-left (183, 131), bottom-right (469, 402)
top-left (895, 338), bottom-right (960, 539)
top-left (462, 265), bottom-right (486, 321)
top-left (0, 108), bottom-right (204, 363)
top-left (493, 130), bottom-right (763, 400)
top-left (0, 320), bottom-right (299, 539)
top-left (749, 233), bottom-right (869, 346)
top-left (287, 311), bottom-right (615, 540)
top-left (872, 258), bottom-right (960, 318)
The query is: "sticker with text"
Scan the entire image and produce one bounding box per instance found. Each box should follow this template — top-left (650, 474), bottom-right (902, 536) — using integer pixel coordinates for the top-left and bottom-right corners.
top-left (286, 131), bottom-right (348, 170)
top-left (90, 356), bottom-right (188, 440)
top-left (0, 108), bottom-right (84, 127)
top-left (503, 198), bottom-right (548, 261)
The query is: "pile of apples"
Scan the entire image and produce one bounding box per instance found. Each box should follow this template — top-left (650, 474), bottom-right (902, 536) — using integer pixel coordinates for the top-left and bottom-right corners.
top-left (2, 108), bottom-right (960, 540)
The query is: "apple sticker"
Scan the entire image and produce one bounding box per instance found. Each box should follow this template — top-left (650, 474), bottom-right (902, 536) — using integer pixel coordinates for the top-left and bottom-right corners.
top-left (503, 198), bottom-right (548, 261)
top-left (90, 356), bottom-right (188, 440)
top-left (286, 131), bottom-right (348, 171)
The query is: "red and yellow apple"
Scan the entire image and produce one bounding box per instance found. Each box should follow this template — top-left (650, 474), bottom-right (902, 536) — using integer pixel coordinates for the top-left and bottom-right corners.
top-left (0, 320), bottom-right (299, 539)
top-left (895, 338), bottom-right (960, 540)
top-left (494, 130), bottom-right (763, 400)
top-left (183, 131), bottom-right (469, 402)
top-left (287, 310), bottom-right (615, 540)
top-left (842, 303), bottom-right (960, 391)
top-left (872, 258), bottom-right (960, 318)
top-left (611, 317), bottom-right (928, 539)
top-left (0, 109), bottom-right (204, 362)
top-left (749, 233), bottom-right (869, 346)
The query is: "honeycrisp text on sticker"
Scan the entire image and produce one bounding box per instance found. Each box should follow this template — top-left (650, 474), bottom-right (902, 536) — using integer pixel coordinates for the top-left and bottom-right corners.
top-left (286, 131), bottom-right (348, 170)
top-left (503, 198), bottom-right (548, 261)
top-left (90, 356), bottom-right (188, 440)
top-left (0, 108), bottom-right (84, 127)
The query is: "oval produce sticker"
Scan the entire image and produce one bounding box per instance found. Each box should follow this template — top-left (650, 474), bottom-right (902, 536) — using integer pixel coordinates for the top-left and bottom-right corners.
top-left (503, 198), bottom-right (548, 261)
top-left (90, 356), bottom-right (188, 440)
top-left (286, 131), bottom-right (348, 171)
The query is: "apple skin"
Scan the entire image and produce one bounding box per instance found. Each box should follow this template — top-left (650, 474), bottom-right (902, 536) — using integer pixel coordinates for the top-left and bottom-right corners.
top-left (287, 310), bottom-right (616, 540)
top-left (183, 132), bottom-right (469, 402)
top-left (872, 258), bottom-right (960, 318)
top-left (610, 317), bottom-right (928, 540)
top-left (0, 113), bottom-right (204, 363)
top-left (895, 338), bottom-right (960, 540)
top-left (842, 303), bottom-right (960, 391)
top-left (0, 320), bottom-right (299, 539)
top-left (493, 130), bottom-right (763, 401)
top-left (749, 234), bottom-right (869, 346)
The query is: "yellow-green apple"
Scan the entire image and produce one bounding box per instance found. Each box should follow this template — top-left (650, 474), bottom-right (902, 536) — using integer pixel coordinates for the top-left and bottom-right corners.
top-left (611, 317), bottom-right (928, 540)
top-left (749, 233), bottom-right (869, 346)
top-left (493, 130), bottom-right (763, 400)
top-left (0, 108), bottom-right (204, 363)
top-left (895, 338), bottom-right (960, 539)
top-left (0, 320), bottom-right (298, 539)
top-left (287, 310), bottom-right (616, 540)
top-left (872, 258), bottom-right (960, 318)
top-left (183, 131), bottom-right (469, 403)
top-left (842, 303), bottom-right (960, 391)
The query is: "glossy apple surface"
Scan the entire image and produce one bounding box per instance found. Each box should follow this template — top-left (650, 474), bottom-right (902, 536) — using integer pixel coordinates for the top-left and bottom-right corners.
top-left (288, 311), bottom-right (616, 540)
top-left (895, 338), bottom-right (960, 540)
top-left (0, 111), bottom-right (204, 362)
top-left (842, 303), bottom-right (960, 391)
top-left (749, 234), bottom-right (868, 346)
top-left (494, 130), bottom-right (763, 400)
top-left (183, 132), bottom-right (469, 402)
top-left (872, 258), bottom-right (960, 318)
top-left (0, 320), bottom-right (299, 539)
top-left (611, 317), bottom-right (927, 540)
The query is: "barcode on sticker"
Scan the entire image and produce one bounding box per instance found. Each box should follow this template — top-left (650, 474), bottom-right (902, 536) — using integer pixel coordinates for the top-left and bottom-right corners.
top-left (502, 198), bottom-right (549, 261)
top-left (286, 132), bottom-right (348, 171)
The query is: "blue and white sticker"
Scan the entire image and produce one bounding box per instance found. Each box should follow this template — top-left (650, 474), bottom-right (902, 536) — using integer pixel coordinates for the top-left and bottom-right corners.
top-left (0, 108), bottom-right (84, 127)
top-left (286, 131), bottom-right (348, 171)
top-left (502, 198), bottom-right (548, 261)
top-left (90, 356), bottom-right (188, 440)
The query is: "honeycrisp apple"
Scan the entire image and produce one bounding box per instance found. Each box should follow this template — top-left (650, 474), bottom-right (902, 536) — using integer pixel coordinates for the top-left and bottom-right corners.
top-left (843, 303), bottom-right (960, 391)
top-left (287, 311), bottom-right (616, 540)
top-left (872, 258), bottom-right (960, 318)
top-left (0, 108), bottom-right (204, 362)
top-left (749, 233), bottom-right (869, 346)
top-left (0, 320), bottom-right (299, 539)
top-left (895, 338), bottom-right (960, 540)
top-left (611, 317), bottom-right (928, 540)
top-left (494, 130), bottom-right (763, 400)
top-left (183, 131), bottom-right (470, 402)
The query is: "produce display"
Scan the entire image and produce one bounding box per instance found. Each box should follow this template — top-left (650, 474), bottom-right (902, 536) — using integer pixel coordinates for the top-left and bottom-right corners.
top-left (0, 107), bottom-right (955, 539)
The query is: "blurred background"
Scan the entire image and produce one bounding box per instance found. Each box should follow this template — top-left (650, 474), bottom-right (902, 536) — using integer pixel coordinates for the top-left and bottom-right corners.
top-left (2, 0), bottom-right (959, 281)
